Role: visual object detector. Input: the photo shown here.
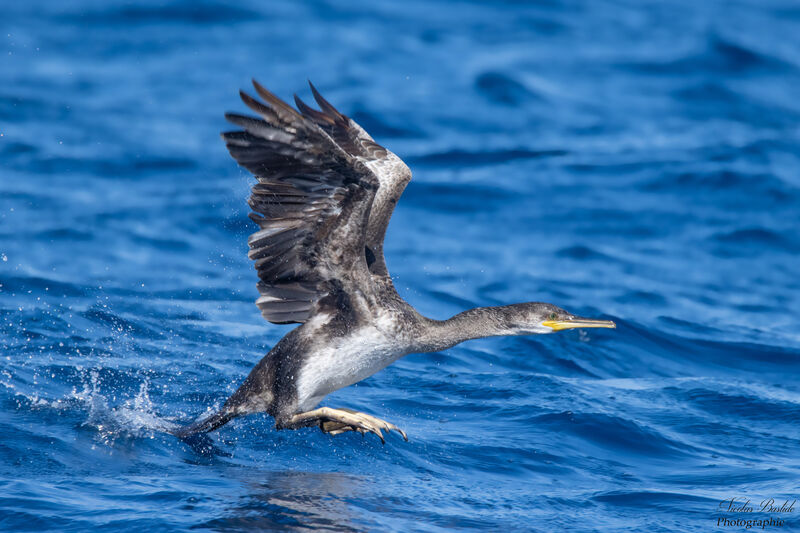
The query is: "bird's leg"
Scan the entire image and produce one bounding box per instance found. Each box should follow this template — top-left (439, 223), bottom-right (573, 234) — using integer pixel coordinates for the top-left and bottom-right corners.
top-left (283, 406), bottom-right (407, 443)
top-left (335, 408), bottom-right (408, 440)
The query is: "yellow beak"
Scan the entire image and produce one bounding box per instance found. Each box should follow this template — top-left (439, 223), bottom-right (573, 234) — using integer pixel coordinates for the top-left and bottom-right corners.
top-left (541, 318), bottom-right (616, 331)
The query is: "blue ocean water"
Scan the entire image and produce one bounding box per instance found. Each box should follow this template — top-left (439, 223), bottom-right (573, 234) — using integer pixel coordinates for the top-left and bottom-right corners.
top-left (2, 0), bottom-right (800, 531)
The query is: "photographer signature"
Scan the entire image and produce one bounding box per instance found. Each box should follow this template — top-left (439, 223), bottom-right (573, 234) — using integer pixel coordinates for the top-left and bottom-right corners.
top-left (719, 497), bottom-right (795, 513)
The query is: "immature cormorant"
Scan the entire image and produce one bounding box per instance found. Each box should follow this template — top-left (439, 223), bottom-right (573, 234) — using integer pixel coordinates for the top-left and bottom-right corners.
top-left (173, 81), bottom-right (616, 443)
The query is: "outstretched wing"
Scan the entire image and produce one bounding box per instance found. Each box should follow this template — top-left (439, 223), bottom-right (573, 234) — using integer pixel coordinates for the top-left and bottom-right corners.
top-left (293, 82), bottom-right (412, 278)
top-left (222, 81), bottom-right (379, 324)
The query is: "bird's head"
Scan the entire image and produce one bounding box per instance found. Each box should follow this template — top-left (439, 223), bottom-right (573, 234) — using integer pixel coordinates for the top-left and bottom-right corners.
top-left (497, 302), bottom-right (616, 335)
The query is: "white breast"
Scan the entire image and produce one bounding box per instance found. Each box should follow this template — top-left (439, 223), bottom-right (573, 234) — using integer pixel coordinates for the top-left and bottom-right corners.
top-left (295, 316), bottom-right (407, 412)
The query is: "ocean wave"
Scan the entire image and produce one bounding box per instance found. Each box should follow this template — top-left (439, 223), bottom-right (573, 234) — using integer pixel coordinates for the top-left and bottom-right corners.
top-left (2, 0), bottom-right (799, 530)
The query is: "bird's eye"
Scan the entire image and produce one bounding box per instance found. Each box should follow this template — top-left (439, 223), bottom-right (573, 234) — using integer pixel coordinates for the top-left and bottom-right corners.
top-left (549, 313), bottom-right (557, 320)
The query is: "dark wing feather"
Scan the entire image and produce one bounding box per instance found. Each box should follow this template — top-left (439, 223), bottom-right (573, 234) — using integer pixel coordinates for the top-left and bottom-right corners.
top-left (222, 80), bottom-right (379, 324)
top-left (294, 82), bottom-right (412, 278)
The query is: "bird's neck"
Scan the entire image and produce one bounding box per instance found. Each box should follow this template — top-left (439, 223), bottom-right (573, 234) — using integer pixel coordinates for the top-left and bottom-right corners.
top-left (419, 307), bottom-right (510, 353)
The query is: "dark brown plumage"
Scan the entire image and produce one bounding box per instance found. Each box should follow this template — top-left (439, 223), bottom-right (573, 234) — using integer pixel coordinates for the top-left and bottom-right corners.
top-left (221, 80), bottom-right (409, 324)
top-left (172, 81), bottom-right (614, 443)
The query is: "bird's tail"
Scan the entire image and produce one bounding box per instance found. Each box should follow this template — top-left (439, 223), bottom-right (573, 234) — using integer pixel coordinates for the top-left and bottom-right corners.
top-left (170, 409), bottom-right (234, 439)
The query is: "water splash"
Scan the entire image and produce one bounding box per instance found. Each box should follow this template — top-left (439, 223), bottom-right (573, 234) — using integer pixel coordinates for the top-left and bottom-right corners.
top-left (68, 370), bottom-right (179, 444)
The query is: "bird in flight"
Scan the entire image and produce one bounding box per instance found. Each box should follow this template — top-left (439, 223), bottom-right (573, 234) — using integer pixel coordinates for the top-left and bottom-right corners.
top-left (173, 80), bottom-right (616, 443)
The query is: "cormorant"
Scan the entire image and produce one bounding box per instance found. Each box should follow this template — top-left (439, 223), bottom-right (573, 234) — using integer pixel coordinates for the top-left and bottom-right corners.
top-left (173, 81), bottom-right (615, 443)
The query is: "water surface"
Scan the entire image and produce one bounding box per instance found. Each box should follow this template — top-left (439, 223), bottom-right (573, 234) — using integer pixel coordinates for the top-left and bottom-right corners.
top-left (2, 1), bottom-right (800, 531)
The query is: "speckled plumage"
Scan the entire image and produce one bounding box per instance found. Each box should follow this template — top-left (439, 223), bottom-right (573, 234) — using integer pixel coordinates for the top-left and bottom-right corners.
top-left (172, 81), bottom-right (614, 440)
top-left (174, 81), bottom-right (422, 435)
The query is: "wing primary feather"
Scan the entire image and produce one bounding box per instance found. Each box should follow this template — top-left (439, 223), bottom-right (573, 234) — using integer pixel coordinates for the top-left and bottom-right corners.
top-left (238, 90), bottom-right (283, 125)
top-left (252, 79), bottom-right (303, 124)
top-left (293, 94), bottom-right (335, 124)
top-left (308, 80), bottom-right (345, 122)
top-left (224, 113), bottom-right (294, 143)
top-left (222, 81), bottom-right (382, 325)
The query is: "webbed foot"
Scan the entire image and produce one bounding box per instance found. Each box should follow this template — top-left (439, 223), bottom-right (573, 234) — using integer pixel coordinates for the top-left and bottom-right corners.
top-left (286, 406), bottom-right (407, 444)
